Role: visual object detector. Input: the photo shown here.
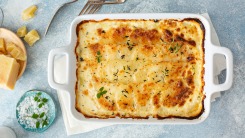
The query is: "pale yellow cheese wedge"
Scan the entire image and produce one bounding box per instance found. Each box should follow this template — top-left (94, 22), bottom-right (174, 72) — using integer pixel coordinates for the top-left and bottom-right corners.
top-left (24, 30), bottom-right (40, 46)
top-left (17, 26), bottom-right (27, 37)
top-left (6, 42), bottom-right (27, 61)
top-left (22, 5), bottom-right (37, 21)
top-left (0, 38), bottom-right (6, 54)
top-left (0, 55), bottom-right (20, 90)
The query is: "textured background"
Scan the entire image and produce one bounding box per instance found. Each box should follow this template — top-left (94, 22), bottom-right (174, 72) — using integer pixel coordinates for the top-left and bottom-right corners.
top-left (0, 0), bottom-right (244, 137)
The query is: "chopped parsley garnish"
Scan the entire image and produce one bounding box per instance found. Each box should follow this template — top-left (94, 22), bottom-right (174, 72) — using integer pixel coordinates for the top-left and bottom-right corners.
top-left (127, 65), bottom-right (131, 70)
top-left (168, 43), bottom-right (182, 53)
top-left (127, 41), bottom-right (136, 50)
top-left (163, 67), bottom-right (169, 77)
top-left (36, 121), bottom-right (40, 128)
top-left (97, 87), bottom-right (107, 98)
top-left (153, 52), bottom-right (157, 57)
top-left (136, 56), bottom-right (139, 61)
top-left (80, 57), bottom-right (84, 62)
top-left (154, 19), bottom-right (159, 22)
top-left (42, 117), bottom-right (48, 127)
top-left (160, 38), bottom-right (168, 44)
top-left (31, 92), bottom-right (49, 128)
top-left (192, 65), bottom-right (195, 75)
top-left (122, 89), bottom-right (129, 94)
top-left (113, 69), bottom-right (119, 81)
top-left (96, 51), bottom-right (102, 63)
top-left (156, 80), bottom-right (161, 83)
top-left (32, 113), bottom-right (39, 119)
top-left (160, 38), bottom-right (164, 42)
top-left (121, 55), bottom-right (125, 59)
top-left (122, 89), bottom-right (129, 98)
top-left (113, 69), bottom-right (119, 77)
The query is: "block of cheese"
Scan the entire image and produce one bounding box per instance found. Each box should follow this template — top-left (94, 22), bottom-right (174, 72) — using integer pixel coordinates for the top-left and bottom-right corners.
top-left (0, 38), bottom-right (6, 54)
top-left (0, 55), bottom-right (20, 90)
top-left (24, 30), bottom-right (40, 46)
top-left (6, 42), bottom-right (27, 61)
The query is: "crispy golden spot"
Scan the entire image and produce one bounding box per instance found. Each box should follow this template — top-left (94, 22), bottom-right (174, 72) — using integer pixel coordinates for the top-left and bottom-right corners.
top-left (117, 98), bottom-right (134, 111)
top-left (89, 43), bottom-right (101, 55)
top-left (111, 26), bottom-right (132, 43)
top-left (97, 28), bottom-right (104, 36)
top-left (136, 90), bottom-right (150, 106)
top-left (189, 26), bottom-right (197, 34)
top-left (98, 98), bottom-right (116, 111)
top-left (153, 93), bottom-right (160, 109)
top-left (143, 45), bottom-right (153, 51)
top-left (128, 85), bottom-right (133, 91)
top-left (175, 35), bottom-right (196, 46)
top-left (89, 83), bottom-right (93, 88)
top-left (188, 40), bottom-right (196, 46)
top-left (167, 20), bottom-right (177, 27)
top-left (82, 90), bottom-right (88, 95)
top-left (164, 29), bottom-right (173, 42)
top-left (130, 29), bottom-right (160, 44)
top-left (163, 85), bottom-right (192, 107)
top-left (177, 80), bottom-right (183, 88)
top-left (141, 45), bottom-right (153, 55)
top-left (175, 35), bottom-right (185, 41)
top-left (187, 55), bottom-right (195, 62)
top-left (92, 76), bottom-right (99, 83)
top-left (180, 33), bottom-right (184, 37)
top-left (114, 26), bottom-right (131, 37)
top-left (186, 76), bottom-right (193, 85)
top-left (118, 87), bottom-right (134, 111)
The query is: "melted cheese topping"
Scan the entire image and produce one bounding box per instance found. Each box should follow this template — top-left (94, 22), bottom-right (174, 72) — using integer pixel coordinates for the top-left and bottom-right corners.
top-left (75, 19), bottom-right (205, 119)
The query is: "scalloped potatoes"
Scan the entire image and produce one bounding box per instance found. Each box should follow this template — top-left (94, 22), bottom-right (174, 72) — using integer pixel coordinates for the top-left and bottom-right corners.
top-left (75, 19), bottom-right (205, 119)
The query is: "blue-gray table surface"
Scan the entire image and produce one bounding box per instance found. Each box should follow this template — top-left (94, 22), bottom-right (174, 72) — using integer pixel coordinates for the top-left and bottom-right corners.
top-left (0, 0), bottom-right (244, 137)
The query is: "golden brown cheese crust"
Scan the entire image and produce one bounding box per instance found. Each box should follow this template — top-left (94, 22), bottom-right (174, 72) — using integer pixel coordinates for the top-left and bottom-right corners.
top-left (75, 18), bottom-right (205, 119)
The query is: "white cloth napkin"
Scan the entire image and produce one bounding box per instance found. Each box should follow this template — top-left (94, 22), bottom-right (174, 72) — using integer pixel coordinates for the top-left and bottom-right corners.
top-left (53, 13), bottom-right (226, 136)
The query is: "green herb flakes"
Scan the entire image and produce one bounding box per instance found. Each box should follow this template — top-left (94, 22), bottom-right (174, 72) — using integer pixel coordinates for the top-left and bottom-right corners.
top-left (97, 87), bottom-right (107, 98)
top-left (127, 41), bottom-right (136, 50)
top-left (36, 121), bottom-right (40, 128)
top-left (96, 51), bottom-right (102, 63)
top-left (169, 43), bottom-right (182, 53)
top-left (32, 113), bottom-right (39, 119)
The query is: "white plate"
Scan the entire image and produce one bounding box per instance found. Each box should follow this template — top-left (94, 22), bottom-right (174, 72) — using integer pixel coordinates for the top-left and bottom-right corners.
top-left (48, 13), bottom-right (233, 124)
top-left (0, 126), bottom-right (16, 138)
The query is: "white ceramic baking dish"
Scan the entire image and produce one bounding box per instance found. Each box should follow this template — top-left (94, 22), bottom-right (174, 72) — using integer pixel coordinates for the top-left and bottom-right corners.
top-left (48, 13), bottom-right (233, 124)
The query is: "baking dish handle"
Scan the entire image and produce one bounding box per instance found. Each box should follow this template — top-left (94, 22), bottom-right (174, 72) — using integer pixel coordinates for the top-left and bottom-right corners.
top-left (206, 45), bottom-right (233, 93)
top-left (48, 47), bottom-right (70, 91)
